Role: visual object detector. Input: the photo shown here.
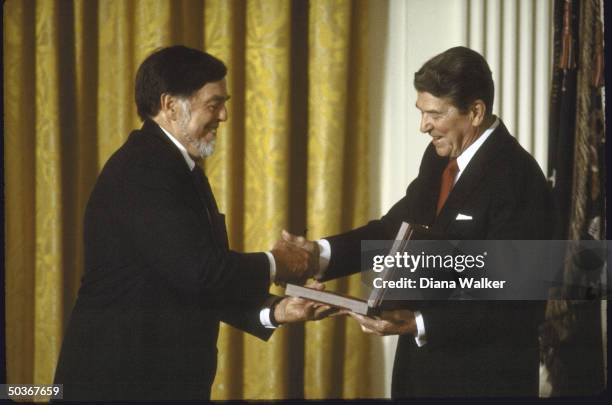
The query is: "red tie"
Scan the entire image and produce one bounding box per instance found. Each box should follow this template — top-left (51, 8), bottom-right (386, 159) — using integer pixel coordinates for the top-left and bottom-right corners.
top-left (436, 158), bottom-right (459, 215)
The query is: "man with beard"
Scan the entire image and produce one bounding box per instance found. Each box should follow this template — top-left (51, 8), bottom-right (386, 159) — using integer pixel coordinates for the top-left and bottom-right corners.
top-left (53, 45), bottom-right (324, 400)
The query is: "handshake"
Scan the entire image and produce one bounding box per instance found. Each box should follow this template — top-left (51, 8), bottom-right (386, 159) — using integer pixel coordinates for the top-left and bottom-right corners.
top-left (267, 230), bottom-right (335, 325)
top-left (270, 229), bottom-right (321, 285)
top-left (267, 230), bottom-right (418, 336)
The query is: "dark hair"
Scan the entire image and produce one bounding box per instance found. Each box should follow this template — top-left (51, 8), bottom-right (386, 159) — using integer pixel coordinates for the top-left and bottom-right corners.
top-left (135, 45), bottom-right (227, 120)
top-left (414, 46), bottom-right (494, 116)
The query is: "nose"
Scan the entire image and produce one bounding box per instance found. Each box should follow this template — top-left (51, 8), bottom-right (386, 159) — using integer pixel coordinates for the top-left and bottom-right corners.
top-left (420, 114), bottom-right (432, 134)
top-left (218, 104), bottom-right (228, 122)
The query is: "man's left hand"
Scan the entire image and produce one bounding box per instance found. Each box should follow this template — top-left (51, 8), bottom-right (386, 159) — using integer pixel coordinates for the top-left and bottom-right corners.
top-left (273, 281), bottom-right (341, 323)
top-left (347, 309), bottom-right (417, 336)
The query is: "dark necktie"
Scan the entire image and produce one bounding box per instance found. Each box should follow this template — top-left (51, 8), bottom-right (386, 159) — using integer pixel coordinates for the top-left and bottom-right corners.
top-left (436, 158), bottom-right (459, 215)
top-left (192, 166), bottom-right (228, 249)
top-left (193, 166), bottom-right (219, 215)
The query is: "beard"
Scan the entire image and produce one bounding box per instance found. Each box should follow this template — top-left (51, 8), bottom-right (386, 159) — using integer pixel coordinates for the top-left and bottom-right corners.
top-left (177, 99), bottom-right (216, 158)
top-left (197, 138), bottom-right (216, 157)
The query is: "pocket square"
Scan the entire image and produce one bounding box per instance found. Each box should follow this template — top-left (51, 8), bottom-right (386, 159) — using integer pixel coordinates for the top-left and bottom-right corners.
top-left (456, 213), bottom-right (473, 220)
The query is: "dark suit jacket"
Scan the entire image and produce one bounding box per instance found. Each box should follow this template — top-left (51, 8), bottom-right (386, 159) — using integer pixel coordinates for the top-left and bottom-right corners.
top-left (53, 120), bottom-right (273, 400)
top-left (323, 121), bottom-right (553, 397)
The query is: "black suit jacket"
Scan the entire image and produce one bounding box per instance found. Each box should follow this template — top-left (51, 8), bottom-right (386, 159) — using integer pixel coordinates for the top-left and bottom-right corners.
top-left (53, 120), bottom-right (273, 400)
top-left (323, 121), bottom-right (553, 397)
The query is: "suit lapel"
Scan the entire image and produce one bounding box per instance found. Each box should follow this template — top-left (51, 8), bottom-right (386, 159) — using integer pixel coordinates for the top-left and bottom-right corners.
top-left (192, 167), bottom-right (230, 251)
top-left (433, 121), bottom-right (512, 232)
top-left (416, 144), bottom-right (448, 226)
top-left (140, 119), bottom-right (229, 250)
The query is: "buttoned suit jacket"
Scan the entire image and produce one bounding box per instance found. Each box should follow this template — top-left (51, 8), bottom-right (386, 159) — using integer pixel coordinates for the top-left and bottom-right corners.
top-left (323, 120), bottom-right (553, 397)
top-left (53, 120), bottom-right (273, 400)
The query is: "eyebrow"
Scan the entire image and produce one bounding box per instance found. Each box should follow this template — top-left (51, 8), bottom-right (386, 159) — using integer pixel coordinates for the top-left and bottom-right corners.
top-left (207, 95), bottom-right (231, 103)
top-left (415, 103), bottom-right (441, 114)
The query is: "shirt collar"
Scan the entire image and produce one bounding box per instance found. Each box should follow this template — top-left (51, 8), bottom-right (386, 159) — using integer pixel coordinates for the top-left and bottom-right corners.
top-left (158, 124), bottom-right (196, 171)
top-left (455, 117), bottom-right (499, 176)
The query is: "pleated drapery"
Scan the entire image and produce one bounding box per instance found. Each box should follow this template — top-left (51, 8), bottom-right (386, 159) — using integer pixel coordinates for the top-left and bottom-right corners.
top-left (4, 0), bottom-right (376, 400)
top-left (541, 0), bottom-right (606, 396)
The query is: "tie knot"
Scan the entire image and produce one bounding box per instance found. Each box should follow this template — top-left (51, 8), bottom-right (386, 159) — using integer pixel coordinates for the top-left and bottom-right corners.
top-left (443, 158), bottom-right (459, 179)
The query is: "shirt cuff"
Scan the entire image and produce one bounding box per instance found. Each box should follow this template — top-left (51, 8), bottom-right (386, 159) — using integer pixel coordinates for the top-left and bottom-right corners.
top-left (259, 307), bottom-right (278, 329)
top-left (264, 251), bottom-right (276, 283)
top-left (315, 239), bottom-right (331, 280)
top-left (414, 310), bottom-right (427, 347)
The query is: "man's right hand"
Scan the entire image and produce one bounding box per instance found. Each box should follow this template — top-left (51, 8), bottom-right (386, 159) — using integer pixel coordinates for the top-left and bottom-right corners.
top-left (271, 230), bottom-right (319, 284)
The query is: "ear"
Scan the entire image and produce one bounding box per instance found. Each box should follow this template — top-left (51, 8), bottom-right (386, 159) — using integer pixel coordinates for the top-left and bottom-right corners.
top-left (159, 93), bottom-right (179, 121)
top-left (469, 99), bottom-right (487, 127)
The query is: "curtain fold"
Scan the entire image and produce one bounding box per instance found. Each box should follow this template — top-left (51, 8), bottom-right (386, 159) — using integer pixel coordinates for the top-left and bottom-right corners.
top-left (97, 0), bottom-right (137, 166)
top-left (33, 0), bottom-right (65, 386)
top-left (339, 1), bottom-right (373, 397)
top-left (204, 0), bottom-right (247, 399)
top-left (5, 0), bottom-right (36, 388)
top-left (305, 0), bottom-right (352, 398)
top-left (73, 0), bottom-right (101, 302)
top-left (242, 0), bottom-right (293, 399)
top-left (304, 2), bottom-right (374, 399)
top-left (4, 0), bottom-right (373, 399)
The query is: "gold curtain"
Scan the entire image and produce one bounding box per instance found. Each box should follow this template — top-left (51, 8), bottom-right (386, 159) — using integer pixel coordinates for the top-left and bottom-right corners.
top-left (4, 0), bottom-right (376, 400)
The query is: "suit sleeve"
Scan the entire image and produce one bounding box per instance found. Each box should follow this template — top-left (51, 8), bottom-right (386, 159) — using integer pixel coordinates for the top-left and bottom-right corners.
top-left (118, 164), bottom-right (270, 300)
top-left (215, 295), bottom-right (280, 341)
